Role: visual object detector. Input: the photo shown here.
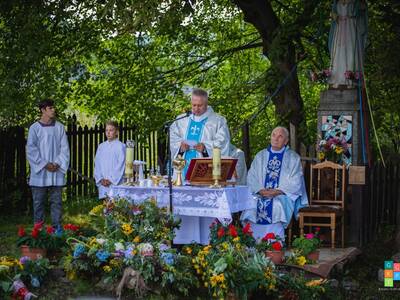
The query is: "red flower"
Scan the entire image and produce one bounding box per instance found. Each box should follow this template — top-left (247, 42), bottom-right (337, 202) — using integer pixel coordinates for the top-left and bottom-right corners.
top-left (242, 223), bottom-right (253, 236)
top-left (64, 224), bottom-right (79, 231)
top-left (17, 226), bottom-right (25, 237)
top-left (315, 227), bottom-right (321, 232)
top-left (228, 224), bottom-right (238, 237)
top-left (31, 228), bottom-right (39, 239)
top-left (33, 221), bottom-right (44, 230)
top-left (262, 232), bottom-right (275, 241)
top-left (272, 242), bottom-right (282, 251)
top-left (46, 225), bottom-right (55, 234)
top-left (217, 227), bottom-right (225, 238)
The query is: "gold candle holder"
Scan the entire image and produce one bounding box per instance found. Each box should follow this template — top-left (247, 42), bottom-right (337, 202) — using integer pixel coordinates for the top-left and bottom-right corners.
top-left (172, 155), bottom-right (186, 186)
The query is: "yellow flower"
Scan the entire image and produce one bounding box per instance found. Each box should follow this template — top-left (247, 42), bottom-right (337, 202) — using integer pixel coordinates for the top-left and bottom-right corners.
top-left (89, 237), bottom-right (98, 246)
top-left (185, 247), bottom-right (192, 255)
top-left (121, 223), bottom-right (133, 235)
top-left (232, 236), bottom-right (240, 243)
top-left (67, 270), bottom-right (77, 280)
top-left (306, 279), bottom-right (326, 287)
top-left (103, 265), bottom-right (112, 273)
top-left (318, 152), bottom-right (325, 160)
top-left (109, 259), bottom-right (120, 267)
top-left (89, 204), bottom-right (104, 215)
top-left (335, 147), bottom-right (344, 154)
top-left (296, 256), bottom-right (307, 266)
top-left (133, 236), bottom-right (141, 243)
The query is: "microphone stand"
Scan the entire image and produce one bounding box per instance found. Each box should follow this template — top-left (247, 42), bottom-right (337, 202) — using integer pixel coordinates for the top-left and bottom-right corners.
top-left (163, 112), bottom-right (191, 215)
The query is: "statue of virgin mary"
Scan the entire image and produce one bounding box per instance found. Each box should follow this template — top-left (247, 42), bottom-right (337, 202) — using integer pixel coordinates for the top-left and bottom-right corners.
top-left (328, 0), bottom-right (368, 88)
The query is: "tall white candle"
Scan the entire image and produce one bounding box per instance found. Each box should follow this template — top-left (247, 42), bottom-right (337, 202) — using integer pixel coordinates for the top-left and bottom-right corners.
top-left (125, 148), bottom-right (134, 176)
top-left (212, 147), bottom-right (221, 177)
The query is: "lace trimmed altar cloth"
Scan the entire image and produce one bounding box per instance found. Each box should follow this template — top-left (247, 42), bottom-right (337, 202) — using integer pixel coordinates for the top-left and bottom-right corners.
top-left (109, 185), bottom-right (254, 225)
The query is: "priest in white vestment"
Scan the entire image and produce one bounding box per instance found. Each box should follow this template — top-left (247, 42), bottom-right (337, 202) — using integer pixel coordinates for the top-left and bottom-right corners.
top-left (94, 121), bottom-right (126, 199)
top-left (26, 99), bottom-right (70, 227)
top-left (169, 88), bottom-right (230, 244)
top-left (241, 126), bottom-right (308, 240)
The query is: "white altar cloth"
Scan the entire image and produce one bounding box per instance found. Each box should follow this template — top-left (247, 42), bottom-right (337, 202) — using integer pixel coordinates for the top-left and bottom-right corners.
top-left (109, 185), bottom-right (254, 225)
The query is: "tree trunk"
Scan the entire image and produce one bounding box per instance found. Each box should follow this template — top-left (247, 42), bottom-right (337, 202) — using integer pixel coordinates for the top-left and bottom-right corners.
top-left (234, 0), bottom-right (304, 148)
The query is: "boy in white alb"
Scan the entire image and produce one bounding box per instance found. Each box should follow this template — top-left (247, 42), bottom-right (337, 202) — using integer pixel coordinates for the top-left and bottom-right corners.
top-left (94, 121), bottom-right (126, 199)
top-left (26, 99), bottom-right (70, 227)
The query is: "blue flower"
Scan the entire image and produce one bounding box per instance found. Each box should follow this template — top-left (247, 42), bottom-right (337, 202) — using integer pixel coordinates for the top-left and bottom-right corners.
top-left (123, 246), bottom-right (135, 259)
top-left (161, 252), bottom-right (174, 266)
top-left (96, 250), bottom-right (110, 262)
top-left (55, 225), bottom-right (64, 237)
top-left (30, 275), bottom-right (40, 288)
top-left (73, 244), bottom-right (85, 258)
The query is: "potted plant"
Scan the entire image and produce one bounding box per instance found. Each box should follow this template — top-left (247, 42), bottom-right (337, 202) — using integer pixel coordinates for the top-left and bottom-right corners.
top-left (292, 229), bottom-right (321, 262)
top-left (16, 222), bottom-right (55, 259)
top-left (209, 221), bottom-right (256, 248)
top-left (256, 232), bottom-right (285, 264)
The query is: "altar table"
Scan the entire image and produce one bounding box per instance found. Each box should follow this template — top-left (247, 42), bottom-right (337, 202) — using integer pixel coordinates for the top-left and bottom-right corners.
top-left (109, 185), bottom-right (255, 225)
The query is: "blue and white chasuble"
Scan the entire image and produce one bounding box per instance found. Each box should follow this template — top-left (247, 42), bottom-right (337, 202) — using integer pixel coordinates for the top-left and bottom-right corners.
top-left (182, 118), bottom-right (208, 177)
top-left (256, 146), bottom-right (285, 225)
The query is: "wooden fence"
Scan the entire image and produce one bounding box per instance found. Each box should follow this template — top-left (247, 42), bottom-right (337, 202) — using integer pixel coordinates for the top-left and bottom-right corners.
top-left (65, 116), bottom-right (165, 199)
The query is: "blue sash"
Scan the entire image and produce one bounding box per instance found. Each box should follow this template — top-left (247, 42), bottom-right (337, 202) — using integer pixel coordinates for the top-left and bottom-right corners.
top-left (183, 118), bottom-right (207, 177)
top-left (256, 146), bottom-right (285, 225)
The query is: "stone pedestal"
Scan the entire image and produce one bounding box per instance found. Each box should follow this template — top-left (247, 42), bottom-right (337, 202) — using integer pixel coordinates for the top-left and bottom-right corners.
top-left (318, 88), bottom-right (366, 246)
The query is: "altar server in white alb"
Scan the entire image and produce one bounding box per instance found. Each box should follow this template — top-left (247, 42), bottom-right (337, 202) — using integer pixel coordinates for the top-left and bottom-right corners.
top-left (26, 99), bottom-right (70, 227)
top-left (241, 126), bottom-right (308, 240)
top-left (94, 121), bottom-right (126, 199)
top-left (170, 88), bottom-right (230, 244)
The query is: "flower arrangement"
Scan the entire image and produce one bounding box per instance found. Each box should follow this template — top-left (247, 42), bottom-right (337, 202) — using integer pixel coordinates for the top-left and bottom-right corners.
top-left (344, 70), bottom-right (363, 81)
top-left (310, 69), bottom-right (331, 84)
top-left (16, 222), bottom-right (56, 250)
top-left (209, 221), bottom-right (255, 248)
top-left (292, 229), bottom-right (321, 257)
top-left (190, 242), bottom-right (277, 299)
top-left (317, 137), bottom-right (347, 163)
top-left (256, 232), bottom-right (284, 252)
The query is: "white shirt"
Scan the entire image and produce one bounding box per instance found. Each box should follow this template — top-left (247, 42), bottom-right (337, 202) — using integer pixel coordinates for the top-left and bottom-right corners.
top-left (94, 139), bottom-right (126, 198)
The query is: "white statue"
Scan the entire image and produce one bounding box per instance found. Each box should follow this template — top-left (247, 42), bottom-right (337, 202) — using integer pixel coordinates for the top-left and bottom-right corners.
top-left (328, 0), bottom-right (368, 88)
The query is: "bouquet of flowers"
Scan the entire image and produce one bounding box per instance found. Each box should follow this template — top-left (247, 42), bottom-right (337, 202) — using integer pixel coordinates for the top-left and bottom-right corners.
top-left (291, 229), bottom-right (321, 257)
top-left (256, 233), bottom-right (283, 252)
top-left (310, 69), bottom-right (331, 84)
top-left (209, 221), bottom-right (255, 247)
top-left (317, 137), bottom-right (347, 163)
top-left (344, 70), bottom-right (363, 81)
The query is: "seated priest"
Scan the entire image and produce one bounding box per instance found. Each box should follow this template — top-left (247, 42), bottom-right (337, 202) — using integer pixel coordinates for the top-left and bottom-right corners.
top-left (94, 121), bottom-right (126, 199)
top-left (240, 126), bottom-right (308, 240)
top-left (229, 143), bottom-right (247, 185)
top-left (169, 87), bottom-right (230, 244)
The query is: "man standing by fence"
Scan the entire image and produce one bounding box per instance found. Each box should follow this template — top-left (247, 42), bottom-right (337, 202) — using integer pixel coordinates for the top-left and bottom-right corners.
top-left (26, 99), bottom-right (70, 228)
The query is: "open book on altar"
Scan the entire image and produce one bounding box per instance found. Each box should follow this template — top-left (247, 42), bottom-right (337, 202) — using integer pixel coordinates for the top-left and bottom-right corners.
top-left (185, 157), bottom-right (238, 186)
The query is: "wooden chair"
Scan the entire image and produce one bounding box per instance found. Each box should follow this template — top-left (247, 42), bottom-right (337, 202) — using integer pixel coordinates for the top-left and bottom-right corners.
top-left (298, 161), bottom-right (346, 249)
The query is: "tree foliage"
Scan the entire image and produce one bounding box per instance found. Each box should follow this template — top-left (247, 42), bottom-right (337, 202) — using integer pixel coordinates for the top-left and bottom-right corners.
top-left (0, 0), bottom-right (399, 157)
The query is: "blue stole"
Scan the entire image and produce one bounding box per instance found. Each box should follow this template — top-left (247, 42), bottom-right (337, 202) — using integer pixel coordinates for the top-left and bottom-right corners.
top-left (256, 146), bottom-right (285, 225)
top-left (183, 117), bottom-right (208, 177)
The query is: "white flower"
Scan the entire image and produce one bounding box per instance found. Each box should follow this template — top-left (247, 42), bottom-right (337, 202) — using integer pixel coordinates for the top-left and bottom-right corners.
top-left (144, 225), bottom-right (154, 232)
top-left (114, 242), bottom-right (125, 251)
top-left (96, 238), bottom-right (106, 245)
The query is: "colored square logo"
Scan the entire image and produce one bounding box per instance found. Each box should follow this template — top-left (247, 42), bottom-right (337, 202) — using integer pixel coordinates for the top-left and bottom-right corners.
top-left (394, 272), bottom-right (400, 281)
top-left (385, 261), bottom-right (393, 269)
top-left (385, 278), bottom-right (394, 287)
top-left (385, 270), bottom-right (393, 278)
top-left (394, 263), bottom-right (400, 272)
